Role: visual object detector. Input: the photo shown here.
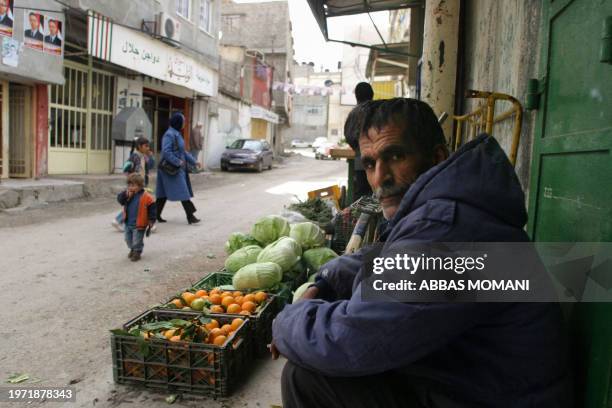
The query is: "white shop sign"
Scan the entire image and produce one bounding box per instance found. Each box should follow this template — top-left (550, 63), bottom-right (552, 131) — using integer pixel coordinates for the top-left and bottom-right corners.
top-left (88, 14), bottom-right (216, 97)
top-left (251, 105), bottom-right (279, 124)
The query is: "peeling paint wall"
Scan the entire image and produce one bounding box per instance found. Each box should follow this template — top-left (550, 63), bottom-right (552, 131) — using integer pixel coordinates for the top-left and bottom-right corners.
top-left (461, 0), bottom-right (541, 194)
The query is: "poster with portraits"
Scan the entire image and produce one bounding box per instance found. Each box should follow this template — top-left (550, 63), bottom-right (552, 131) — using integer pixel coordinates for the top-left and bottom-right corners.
top-left (0, 0), bottom-right (14, 38)
top-left (24, 11), bottom-right (44, 51)
top-left (43, 18), bottom-right (62, 56)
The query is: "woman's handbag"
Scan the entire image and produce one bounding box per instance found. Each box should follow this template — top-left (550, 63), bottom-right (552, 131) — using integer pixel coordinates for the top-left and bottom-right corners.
top-left (158, 135), bottom-right (181, 175)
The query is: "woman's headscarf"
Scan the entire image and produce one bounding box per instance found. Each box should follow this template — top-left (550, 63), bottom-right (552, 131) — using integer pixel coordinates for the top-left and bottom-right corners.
top-left (170, 112), bottom-right (185, 131)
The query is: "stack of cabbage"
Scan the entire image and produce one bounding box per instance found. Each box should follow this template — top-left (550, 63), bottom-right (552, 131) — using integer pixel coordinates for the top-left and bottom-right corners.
top-left (223, 215), bottom-right (338, 291)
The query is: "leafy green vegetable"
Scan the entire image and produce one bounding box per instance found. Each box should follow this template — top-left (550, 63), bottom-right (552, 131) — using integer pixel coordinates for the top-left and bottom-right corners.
top-left (290, 222), bottom-right (325, 249)
top-left (250, 215), bottom-right (290, 245)
top-left (224, 232), bottom-right (260, 254)
top-left (232, 262), bottom-right (283, 290)
top-left (293, 282), bottom-right (312, 303)
top-left (224, 245), bottom-right (263, 273)
top-left (303, 247), bottom-right (338, 272)
top-left (288, 198), bottom-right (333, 224)
top-left (257, 237), bottom-right (302, 272)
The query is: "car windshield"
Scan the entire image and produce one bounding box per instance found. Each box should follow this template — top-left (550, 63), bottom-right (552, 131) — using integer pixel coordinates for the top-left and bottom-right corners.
top-left (230, 140), bottom-right (262, 151)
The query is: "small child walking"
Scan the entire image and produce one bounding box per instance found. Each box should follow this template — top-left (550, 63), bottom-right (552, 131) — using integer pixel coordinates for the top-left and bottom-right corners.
top-left (117, 173), bottom-right (156, 262)
top-left (112, 137), bottom-right (155, 231)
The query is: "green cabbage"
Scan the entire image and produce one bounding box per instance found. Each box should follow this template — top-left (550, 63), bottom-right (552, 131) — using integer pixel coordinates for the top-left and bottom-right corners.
top-left (224, 245), bottom-right (262, 274)
top-left (307, 273), bottom-right (317, 283)
top-left (293, 282), bottom-right (312, 302)
top-left (290, 222), bottom-right (325, 249)
top-left (250, 215), bottom-right (290, 245)
top-left (303, 247), bottom-right (338, 271)
top-left (224, 232), bottom-right (260, 254)
top-left (232, 262), bottom-right (283, 290)
top-left (257, 236), bottom-right (302, 272)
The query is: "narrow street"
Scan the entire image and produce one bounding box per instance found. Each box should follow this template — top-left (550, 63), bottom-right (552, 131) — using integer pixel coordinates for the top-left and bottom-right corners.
top-left (0, 155), bottom-right (346, 407)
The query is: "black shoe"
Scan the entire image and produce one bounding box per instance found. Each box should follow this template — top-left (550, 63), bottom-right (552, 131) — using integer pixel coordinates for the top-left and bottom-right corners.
top-left (188, 216), bottom-right (201, 224)
top-left (156, 217), bottom-right (167, 223)
top-left (128, 250), bottom-right (134, 259)
top-left (131, 252), bottom-right (141, 262)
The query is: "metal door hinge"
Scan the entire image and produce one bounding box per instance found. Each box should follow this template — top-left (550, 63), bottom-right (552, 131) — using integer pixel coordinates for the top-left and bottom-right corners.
top-left (526, 76), bottom-right (547, 110)
top-left (600, 16), bottom-right (612, 63)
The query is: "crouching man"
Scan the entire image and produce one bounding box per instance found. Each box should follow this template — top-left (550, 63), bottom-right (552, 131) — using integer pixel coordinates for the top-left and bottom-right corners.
top-left (271, 98), bottom-right (570, 407)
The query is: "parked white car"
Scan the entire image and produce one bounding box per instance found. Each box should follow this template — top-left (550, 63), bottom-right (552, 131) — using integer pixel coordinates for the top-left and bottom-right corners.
top-left (311, 137), bottom-right (328, 152)
top-left (315, 142), bottom-right (338, 160)
top-left (291, 139), bottom-right (310, 148)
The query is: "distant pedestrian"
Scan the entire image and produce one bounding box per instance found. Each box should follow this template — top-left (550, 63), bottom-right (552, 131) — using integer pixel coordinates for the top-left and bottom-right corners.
top-left (112, 137), bottom-right (155, 231)
top-left (190, 121), bottom-right (204, 169)
top-left (344, 82), bottom-right (374, 203)
top-left (156, 112), bottom-right (201, 224)
top-left (117, 173), bottom-right (156, 262)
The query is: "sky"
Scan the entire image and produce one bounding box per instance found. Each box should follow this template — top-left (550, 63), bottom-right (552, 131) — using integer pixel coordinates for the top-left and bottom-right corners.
top-left (234, 0), bottom-right (389, 72)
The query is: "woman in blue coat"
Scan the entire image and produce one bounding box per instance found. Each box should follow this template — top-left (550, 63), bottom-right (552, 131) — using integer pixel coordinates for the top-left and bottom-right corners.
top-left (155, 112), bottom-right (201, 224)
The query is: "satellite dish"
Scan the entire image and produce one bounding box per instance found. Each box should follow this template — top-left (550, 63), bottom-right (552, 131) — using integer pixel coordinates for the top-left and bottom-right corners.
top-left (324, 79), bottom-right (333, 87)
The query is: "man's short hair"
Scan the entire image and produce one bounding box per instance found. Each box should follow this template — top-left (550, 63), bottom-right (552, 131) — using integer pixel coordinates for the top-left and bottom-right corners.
top-left (359, 98), bottom-right (447, 155)
top-left (127, 173), bottom-right (145, 188)
top-left (355, 82), bottom-right (374, 104)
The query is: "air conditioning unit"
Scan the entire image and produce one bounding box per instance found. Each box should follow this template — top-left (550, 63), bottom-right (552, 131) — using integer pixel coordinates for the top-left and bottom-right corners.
top-left (156, 12), bottom-right (181, 43)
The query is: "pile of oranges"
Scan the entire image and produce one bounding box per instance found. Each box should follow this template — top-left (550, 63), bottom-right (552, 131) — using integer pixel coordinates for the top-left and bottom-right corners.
top-left (140, 317), bottom-right (245, 348)
top-left (168, 288), bottom-right (269, 316)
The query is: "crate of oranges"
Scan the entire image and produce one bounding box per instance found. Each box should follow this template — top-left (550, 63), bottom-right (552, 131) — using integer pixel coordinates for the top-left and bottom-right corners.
top-left (111, 309), bottom-right (252, 397)
top-left (161, 286), bottom-right (276, 357)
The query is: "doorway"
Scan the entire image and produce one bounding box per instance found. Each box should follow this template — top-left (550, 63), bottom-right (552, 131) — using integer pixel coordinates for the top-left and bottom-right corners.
top-left (9, 84), bottom-right (31, 178)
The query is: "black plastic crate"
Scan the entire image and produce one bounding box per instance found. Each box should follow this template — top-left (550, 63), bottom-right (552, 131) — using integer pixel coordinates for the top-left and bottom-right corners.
top-left (111, 309), bottom-right (252, 397)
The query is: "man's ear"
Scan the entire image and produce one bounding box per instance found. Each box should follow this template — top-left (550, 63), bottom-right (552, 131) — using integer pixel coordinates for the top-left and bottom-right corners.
top-left (432, 144), bottom-right (449, 165)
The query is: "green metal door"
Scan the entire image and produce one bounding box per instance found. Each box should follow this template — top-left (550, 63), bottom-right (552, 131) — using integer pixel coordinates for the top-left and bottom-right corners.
top-left (527, 0), bottom-right (612, 406)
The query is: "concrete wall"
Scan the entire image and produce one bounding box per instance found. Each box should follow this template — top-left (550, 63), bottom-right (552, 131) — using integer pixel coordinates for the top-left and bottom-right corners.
top-left (290, 94), bottom-right (328, 144)
top-left (205, 92), bottom-right (247, 169)
top-left (461, 0), bottom-right (541, 192)
top-left (73, 0), bottom-right (219, 70)
top-left (0, 0), bottom-right (64, 85)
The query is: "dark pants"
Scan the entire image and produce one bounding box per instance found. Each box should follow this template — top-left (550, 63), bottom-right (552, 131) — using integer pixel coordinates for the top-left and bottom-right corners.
top-left (124, 226), bottom-right (145, 253)
top-left (156, 197), bottom-right (197, 220)
top-left (281, 361), bottom-right (424, 408)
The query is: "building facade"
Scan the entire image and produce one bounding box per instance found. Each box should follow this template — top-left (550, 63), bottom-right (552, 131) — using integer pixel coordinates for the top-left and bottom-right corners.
top-left (0, 0), bottom-right (65, 179)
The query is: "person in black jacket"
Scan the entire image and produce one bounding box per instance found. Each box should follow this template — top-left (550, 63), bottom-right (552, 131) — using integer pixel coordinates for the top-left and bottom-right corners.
top-left (0, 0), bottom-right (13, 28)
top-left (44, 19), bottom-right (61, 46)
top-left (24, 13), bottom-right (43, 41)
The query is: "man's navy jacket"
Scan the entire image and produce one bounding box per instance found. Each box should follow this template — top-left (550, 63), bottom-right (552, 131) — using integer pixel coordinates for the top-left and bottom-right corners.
top-left (273, 135), bottom-right (570, 407)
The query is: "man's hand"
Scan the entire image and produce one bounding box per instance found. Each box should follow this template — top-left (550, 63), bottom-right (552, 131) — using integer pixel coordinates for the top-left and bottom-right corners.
top-left (299, 286), bottom-right (319, 301)
top-left (269, 340), bottom-right (280, 360)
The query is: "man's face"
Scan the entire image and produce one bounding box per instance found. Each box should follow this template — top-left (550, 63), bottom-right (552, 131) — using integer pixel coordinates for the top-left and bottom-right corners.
top-left (29, 15), bottom-right (39, 30)
top-left (49, 20), bottom-right (58, 36)
top-left (0, 1), bottom-right (7, 15)
top-left (360, 124), bottom-right (430, 220)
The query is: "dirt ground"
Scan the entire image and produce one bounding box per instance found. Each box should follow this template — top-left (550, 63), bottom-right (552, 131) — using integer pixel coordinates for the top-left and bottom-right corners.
top-left (0, 155), bottom-right (346, 408)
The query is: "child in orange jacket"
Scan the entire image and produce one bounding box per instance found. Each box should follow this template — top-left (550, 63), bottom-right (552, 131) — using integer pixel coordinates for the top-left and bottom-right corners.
top-left (117, 173), bottom-right (156, 261)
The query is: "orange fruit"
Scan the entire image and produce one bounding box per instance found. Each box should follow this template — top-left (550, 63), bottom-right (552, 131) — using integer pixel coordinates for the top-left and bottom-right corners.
top-left (164, 329), bottom-right (177, 339)
top-left (232, 291), bottom-right (244, 297)
top-left (210, 305), bottom-right (224, 313)
top-left (181, 292), bottom-right (197, 306)
top-left (213, 335), bottom-right (227, 346)
top-left (209, 328), bottom-right (223, 340)
top-left (209, 294), bottom-right (222, 305)
top-left (221, 324), bottom-right (232, 335)
top-left (209, 288), bottom-right (221, 295)
top-left (234, 296), bottom-right (244, 305)
top-left (254, 291), bottom-right (268, 303)
top-left (242, 301), bottom-right (257, 313)
top-left (231, 318), bottom-right (244, 331)
top-left (170, 335), bottom-right (181, 342)
top-left (221, 296), bottom-right (235, 308)
top-left (205, 319), bottom-right (219, 330)
top-left (170, 299), bottom-right (183, 309)
top-left (195, 289), bottom-right (207, 298)
top-left (239, 310), bottom-right (250, 316)
top-left (226, 304), bottom-right (241, 314)
top-left (243, 294), bottom-right (256, 303)
top-left (200, 295), bottom-right (210, 302)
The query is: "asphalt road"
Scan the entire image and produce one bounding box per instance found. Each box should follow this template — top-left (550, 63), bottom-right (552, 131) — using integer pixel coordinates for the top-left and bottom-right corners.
top-left (0, 155), bottom-right (346, 408)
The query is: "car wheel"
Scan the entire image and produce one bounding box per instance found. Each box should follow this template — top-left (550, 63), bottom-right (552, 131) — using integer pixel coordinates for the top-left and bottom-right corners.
top-left (257, 160), bottom-right (263, 172)
top-left (221, 164), bottom-right (228, 171)
top-left (268, 162), bottom-right (273, 170)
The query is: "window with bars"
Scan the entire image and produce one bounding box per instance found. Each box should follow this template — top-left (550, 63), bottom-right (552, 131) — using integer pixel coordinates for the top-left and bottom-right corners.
top-left (176, 0), bottom-right (191, 20)
top-left (48, 66), bottom-right (115, 151)
top-left (199, 0), bottom-right (212, 33)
